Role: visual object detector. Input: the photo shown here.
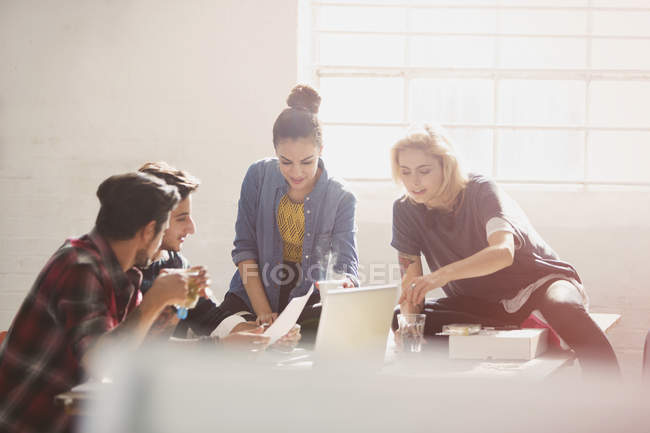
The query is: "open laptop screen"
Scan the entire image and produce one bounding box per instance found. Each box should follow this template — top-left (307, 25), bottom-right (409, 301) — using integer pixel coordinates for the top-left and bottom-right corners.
top-left (314, 284), bottom-right (398, 366)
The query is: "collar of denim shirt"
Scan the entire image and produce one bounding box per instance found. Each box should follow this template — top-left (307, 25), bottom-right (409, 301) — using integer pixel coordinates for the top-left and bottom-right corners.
top-left (271, 157), bottom-right (328, 200)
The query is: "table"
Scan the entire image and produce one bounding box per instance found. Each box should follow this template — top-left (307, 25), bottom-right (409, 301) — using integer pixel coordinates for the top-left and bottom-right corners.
top-left (272, 312), bottom-right (621, 380)
top-left (56, 312), bottom-right (622, 412)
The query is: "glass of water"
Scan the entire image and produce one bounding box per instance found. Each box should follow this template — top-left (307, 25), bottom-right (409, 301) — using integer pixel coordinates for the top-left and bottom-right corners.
top-left (397, 314), bottom-right (426, 353)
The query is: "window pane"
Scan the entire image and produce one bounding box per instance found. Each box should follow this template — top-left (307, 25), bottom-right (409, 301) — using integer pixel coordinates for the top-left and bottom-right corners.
top-left (499, 0), bottom-right (588, 5)
top-left (592, 0), bottom-right (650, 7)
top-left (319, 34), bottom-right (404, 67)
top-left (446, 128), bottom-right (494, 177)
top-left (499, 80), bottom-right (586, 125)
top-left (590, 81), bottom-right (650, 127)
top-left (317, 0), bottom-right (409, 4)
top-left (499, 10), bottom-right (587, 35)
top-left (322, 125), bottom-right (404, 179)
top-left (592, 40), bottom-right (650, 70)
top-left (319, 77), bottom-right (404, 123)
top-left (409, 36), bottom-right (495, 68)
top-left (312, 2), bottom-right (650, 183)
top-left (407, 0), bottom-right (498, 5)
top-left (410, 78), bottom-right (494, 124)
top-left (593, 11), bottom-right (650, 36)
top-left (499, 38), bottom-right (586, 69)
top-left (409, 8), bottom-right (496, 33)
top-left (319, 6), bottom-right (406, 32)
top-left (588, 131), bottom-right (650, 182)
top-left (497, 130), bottom-right (584, 181)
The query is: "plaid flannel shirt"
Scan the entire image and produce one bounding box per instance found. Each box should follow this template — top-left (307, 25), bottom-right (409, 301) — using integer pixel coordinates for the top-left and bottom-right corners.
top-left (0, 229), bottom-right (142, 433)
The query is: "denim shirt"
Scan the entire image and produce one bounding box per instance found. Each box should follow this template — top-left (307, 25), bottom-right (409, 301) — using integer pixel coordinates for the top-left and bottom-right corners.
top-left (228, 157), bottom-right (359, 312)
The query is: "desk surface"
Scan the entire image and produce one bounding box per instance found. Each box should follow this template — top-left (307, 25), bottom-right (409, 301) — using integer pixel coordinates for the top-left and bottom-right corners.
top-left (267, 333), bottom-right (576, 380)
top-left (56, 312), bottom-right (623, 410)
top-left (381, 336), bottom-right (575, 380)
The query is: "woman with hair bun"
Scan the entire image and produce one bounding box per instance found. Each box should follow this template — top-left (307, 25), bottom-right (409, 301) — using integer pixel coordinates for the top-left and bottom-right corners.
top-left (391, 124), bottom-right (619, 377)
top-left (219, 85), bottom-right (359, 339)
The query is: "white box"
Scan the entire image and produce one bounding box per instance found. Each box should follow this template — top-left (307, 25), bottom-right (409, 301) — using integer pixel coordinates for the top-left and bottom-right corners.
top-left (449, 328), bottom-right (549, 360)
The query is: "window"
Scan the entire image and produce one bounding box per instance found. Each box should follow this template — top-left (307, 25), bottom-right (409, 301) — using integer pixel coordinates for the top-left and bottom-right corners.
top-left (304, 0), bottom-right (650, 186)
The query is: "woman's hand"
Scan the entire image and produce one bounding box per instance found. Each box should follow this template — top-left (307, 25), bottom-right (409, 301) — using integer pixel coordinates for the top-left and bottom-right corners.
top-left (256, 311), bottom-right (278, 326)
top-left (341, 277), bottom-right (356, 288)
top-left (399, 270), bottom-right (450, 305)
top-left (399, 301), bottom-right (423, 315)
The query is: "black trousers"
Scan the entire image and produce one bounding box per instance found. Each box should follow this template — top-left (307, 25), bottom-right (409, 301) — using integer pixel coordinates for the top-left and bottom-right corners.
top-left (392, 279), bottom-right (620, 377)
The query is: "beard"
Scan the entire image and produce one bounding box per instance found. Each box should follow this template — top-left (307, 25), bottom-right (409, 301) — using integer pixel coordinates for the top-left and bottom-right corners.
top-left (160, 238), bottom-right (179, 253)
top-left (134, 248), bottom-right (152, 268)
top-left (136, 230), bottom-right (164, 269)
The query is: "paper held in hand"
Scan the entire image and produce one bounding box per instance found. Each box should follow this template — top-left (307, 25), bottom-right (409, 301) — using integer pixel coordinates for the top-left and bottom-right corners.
top-left (263, 285), bottom-right (314, 345)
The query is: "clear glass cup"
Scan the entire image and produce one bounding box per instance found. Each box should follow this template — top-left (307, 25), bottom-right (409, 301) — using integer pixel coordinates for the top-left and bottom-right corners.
top-left (175, 269), bottom-right (201, 320)
top-left (397, 313), bottom-right (426, 353)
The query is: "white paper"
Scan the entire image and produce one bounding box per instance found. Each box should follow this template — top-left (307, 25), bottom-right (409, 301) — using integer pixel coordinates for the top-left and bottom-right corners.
top-left (264, 285), bottom-right (314, 345)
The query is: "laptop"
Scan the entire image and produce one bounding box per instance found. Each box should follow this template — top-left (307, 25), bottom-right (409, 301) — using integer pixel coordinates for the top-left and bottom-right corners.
top-left (313, 284), bottom-right (399, 368)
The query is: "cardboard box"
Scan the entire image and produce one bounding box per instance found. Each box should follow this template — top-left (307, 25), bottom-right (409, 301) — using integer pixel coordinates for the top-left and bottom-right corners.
top-left (449, 328), bottom-right (549, 360)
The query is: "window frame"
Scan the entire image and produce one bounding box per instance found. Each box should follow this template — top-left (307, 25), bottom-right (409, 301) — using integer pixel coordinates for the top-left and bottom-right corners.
top-left (305, 1), bottom-right (650, 187)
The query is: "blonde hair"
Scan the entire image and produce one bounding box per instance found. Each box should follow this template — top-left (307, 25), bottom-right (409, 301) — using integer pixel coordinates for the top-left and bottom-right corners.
top-left (390, 124), bottom-right (468, 212)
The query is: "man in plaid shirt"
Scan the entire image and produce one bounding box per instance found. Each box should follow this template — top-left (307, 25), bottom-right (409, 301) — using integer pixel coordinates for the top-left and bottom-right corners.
top-left (0, 172), bottom-right (210, 433)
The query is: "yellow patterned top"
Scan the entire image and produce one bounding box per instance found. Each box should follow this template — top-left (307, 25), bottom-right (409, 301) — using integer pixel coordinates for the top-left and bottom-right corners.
top-left (277, 194), bottom-right (305, 263)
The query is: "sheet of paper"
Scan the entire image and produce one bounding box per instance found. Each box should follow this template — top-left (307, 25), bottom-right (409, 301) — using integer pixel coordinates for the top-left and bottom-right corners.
top-left (264, 285), bottom-right (314, 345)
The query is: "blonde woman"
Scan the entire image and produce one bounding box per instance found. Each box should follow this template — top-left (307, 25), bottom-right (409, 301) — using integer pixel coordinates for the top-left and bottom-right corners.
top-left (391, 124), bottom-right (619, 376)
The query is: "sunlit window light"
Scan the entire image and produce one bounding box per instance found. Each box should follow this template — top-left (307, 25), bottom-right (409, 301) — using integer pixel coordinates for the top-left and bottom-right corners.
top-left (305, 0), bottom-right (650, 186)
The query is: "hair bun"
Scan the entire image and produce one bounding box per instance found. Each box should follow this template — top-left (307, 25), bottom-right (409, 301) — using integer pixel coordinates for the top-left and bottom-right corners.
top-left (287, 85), bottom-right (321, 114)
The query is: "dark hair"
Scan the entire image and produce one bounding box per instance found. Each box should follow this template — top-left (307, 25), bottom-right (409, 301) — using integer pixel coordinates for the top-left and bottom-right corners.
top-left (272, 85), bottom-right (322, 148)
top-left (138, 161), bottom-right (200, 200)
top-left (95, 172), bottom-right (180, 240)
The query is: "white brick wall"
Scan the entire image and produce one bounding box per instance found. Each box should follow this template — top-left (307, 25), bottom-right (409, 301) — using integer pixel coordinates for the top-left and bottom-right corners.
top-left (1, 0), bottom-right (649, 382)
top-left (0, 0), bottom-right (298, 324)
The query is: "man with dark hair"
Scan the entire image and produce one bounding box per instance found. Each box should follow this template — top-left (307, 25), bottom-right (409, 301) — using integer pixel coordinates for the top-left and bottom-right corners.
top-left (0, 172), bottom-right (267, 433)
top-left (138, 162), bottom-right (264, 339)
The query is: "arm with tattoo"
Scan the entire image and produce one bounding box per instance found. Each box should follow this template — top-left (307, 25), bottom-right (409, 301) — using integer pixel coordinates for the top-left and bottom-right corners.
top-left (397, 251), bottom-right (424, 314)
top-left (145, 306), bottom-right (180, 340)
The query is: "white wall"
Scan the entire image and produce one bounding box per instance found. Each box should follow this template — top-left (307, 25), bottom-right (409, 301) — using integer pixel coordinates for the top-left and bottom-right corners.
top-left (1, 0), bottom-right (649, 380)
top-left (0, 0), bottom-right (298, 325)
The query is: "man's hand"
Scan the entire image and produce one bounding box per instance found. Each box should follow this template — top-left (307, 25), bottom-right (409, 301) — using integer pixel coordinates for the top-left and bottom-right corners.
top-left (229, 322), bottom-right (302, 352)
top-left (188, 265), bottom-right (211, 298)
top-left (220, 326), bottom-right (270, 350)
top-left (231, 321), bottom-right (260, 333)
top-left (149, 270), bottom-right (190, 307)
